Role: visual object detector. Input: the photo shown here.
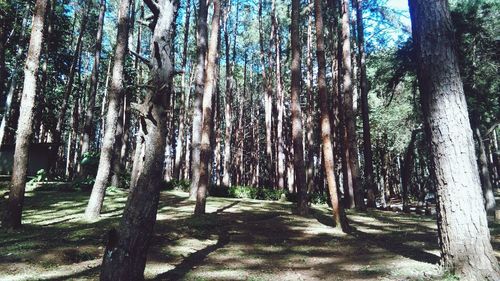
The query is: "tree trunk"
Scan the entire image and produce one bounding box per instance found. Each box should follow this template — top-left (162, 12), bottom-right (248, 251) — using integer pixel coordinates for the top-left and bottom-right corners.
top-left (354, 0), bottom-right (375, 208)
top-left (291, 0), bottom-right (308, 215)
top-left (195, 0), bottom-right (221, 215)
top-left (100, 1), bottom-right (177, 280)
top-left (274, 7), bottom-right (285, 191)
top-left (2, 0), bottom-right (48, 229)
top-left (222, 1), bottom-right (234, 187)
top-left (84, 0), bottom-right (130, 220)
top-left (340, 0), bottom-right (364, 210)
top-left (409, 0), bottom-right (500, 279)
top-left (189, 0), bottom-right (208, 198)
top-left (305, 2), bottom-right (315, 194)
top-left (402, 129), bottom-right (420, 213)
top-left (474, 125), bottom-right (496, 213)
top-left (81, 0), bottom-right (105, 163)
top-left (314, 0), bottom-right (348, 231)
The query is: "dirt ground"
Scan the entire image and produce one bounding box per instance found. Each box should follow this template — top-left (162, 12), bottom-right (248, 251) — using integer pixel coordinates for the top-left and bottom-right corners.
top-left (0, 186), bottom-right (498, 281)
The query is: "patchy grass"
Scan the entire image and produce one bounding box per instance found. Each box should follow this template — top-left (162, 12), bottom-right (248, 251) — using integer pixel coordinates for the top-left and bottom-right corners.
top-left (0, 185), bottom-right (498, 281)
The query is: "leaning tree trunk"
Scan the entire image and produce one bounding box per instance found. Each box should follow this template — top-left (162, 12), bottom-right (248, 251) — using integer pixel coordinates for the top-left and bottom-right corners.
top-left (81, 0), bottom-right (105, 163)
top-left (84, 0), bottom-right (130, 220)
top-left (354, 0), bottom-right (376, 208)
top-left (195, 0), bottom-right (221, 215)
top-left (409, 0), bottom-right (500, 280)
top-left (314, 0), bottom-right (348, 231)
top-left (2, 0), bottom-right (48, 229)
top-left (100, 1), bottom-right (177, 280)
top-left (340, 0), bottom-right (364, 210)
top-left (189, 0), bottom-right (208, 198)
top-left (291, 0), bottom-right (308, 215)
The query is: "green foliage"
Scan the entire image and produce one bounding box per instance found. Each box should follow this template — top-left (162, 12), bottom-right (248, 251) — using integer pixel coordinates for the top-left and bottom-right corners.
top-left (162, 179), bottom-right (191, 192)
top-left (28, 169), bottom-right (48, 184)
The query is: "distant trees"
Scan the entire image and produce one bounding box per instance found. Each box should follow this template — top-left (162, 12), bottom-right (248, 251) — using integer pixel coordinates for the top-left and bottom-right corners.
top-left (409, 0), bottom-right (500, 279)
top-left (2, 0), bottom-right (48, 229)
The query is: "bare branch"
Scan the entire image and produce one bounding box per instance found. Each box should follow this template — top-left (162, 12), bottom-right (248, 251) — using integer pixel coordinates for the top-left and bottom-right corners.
top-left (129, 49), bottom-right (153, 69)
top-left (143, 0), bottom-right (160, 16)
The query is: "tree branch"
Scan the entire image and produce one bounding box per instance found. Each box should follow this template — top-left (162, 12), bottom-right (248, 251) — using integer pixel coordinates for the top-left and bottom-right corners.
top-left (129, 49), bottom-right (153, 69)
top-left (143, 0), bottom-right (160, 16)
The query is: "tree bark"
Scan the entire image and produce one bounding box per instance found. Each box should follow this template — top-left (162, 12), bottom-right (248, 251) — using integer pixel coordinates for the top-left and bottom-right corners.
top-left (473, 125), bottom-right (496, 213)
top-left (2, 0), bottom-right (48, 229)
top-left (354, 0), bottom-right (375, 208)
top-left (100, 0), bottom-right (177, 280)
top-left (409, 0), bottom-right (500, 279)
top-left (222, 1), bottom-right (234, 187)
top-left (194, 0), bottom-right (221, 215)
top-left (189, 0), bottom-right (208, 198)
top-left (340, 0), bottom-right (364, 210)
top-left (291, 0), bottom-right (308, 215)
top-left (84, 0), bottom-right (130, 220)
top-left (81, 0), bottom-right (105, 163)
top-left (314, 0), bottom-right (348, 231)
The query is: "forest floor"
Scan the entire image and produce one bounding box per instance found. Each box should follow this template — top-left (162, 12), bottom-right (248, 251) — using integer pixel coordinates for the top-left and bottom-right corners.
top-left (0, 184), bottom-right (499, 281)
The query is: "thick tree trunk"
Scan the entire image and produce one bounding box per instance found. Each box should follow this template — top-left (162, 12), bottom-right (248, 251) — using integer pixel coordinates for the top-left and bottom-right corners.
top-left (195, 0), bottom-right (221, 215)
top-left (354, 0), bottom-right (375, 208)
top-left (100, 1), bottom-right (176, 280)
top-left (409, 1), bottom-right (500, 280)
top-left (314, 0), bottom-right (348, 231)
top-left (2, 0), bottom-right (48, 229)
top-left (81, 0), bottom-right (105, 162)
top-left (291, 0), bottom-right (308, 215)
top-left (84, 0), bottom-right (130, 220)
top-left (189, 0), bottom-right (208, 198)
top-left (340, 0), bottom-right (364, 210)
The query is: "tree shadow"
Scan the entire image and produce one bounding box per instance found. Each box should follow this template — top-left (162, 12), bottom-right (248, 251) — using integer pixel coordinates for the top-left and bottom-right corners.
top-left (151, 231), bottom-right (230, 281)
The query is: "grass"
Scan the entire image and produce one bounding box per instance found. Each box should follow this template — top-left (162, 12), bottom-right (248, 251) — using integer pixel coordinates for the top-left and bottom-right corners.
top-left (0, 184), bottom-right (498, 280)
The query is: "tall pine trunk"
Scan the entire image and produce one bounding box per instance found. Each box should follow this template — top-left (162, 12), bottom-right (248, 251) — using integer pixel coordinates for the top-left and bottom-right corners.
top-left (354, 0), bottom-right (375, 207)
top-left (100, 0), bottom-right (177, 279)
top-left (194, 0), bottom-right (221, 215)
top-left (314, 0), bottom-right (348, 231)
top-left (81, 0), bottom-right (105, 163)
top-left (409, 0), bottom-right (500, 279)
top-left (189, 0), bottom-right (208, 198)
top-left (84, 0), bottom-right (130, 220)
top-left (2, 0), bottom-right (48, 229)
top-left (291, 0), bottom-right (308, 215)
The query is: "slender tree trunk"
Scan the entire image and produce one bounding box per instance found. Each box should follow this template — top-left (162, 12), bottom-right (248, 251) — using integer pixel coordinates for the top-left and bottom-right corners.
top-left (314, 0), bottom-right (348, 231)
top-left (409, 1), bottom-right (500, 279)
top-left (222, 1), bottom-right (234, 187)
top-left (474, 125), bottom-right (496, 213)
top-left (81, 0), bottom-right (105, 162)
top-left (100, 1), bottom-right (177, 280)
top-left (305, 2), bottom-right (315, 194)
top-left (402, 129), bottom-right (419, 213)
top-left (189, 0), bottom-right (208, 198)
top-left (354, 0), bottom-right (375, 207)
top-left (84, 0), bottom-right (131, 220)
top-left (275, 12), bottom-right (285, 191)
top-left (340, 0), bottom-right (364, 210)
top-left (291, 0), bottom-right (308, 215)
top-left (195, 0), bottom-right (221, 215)
top-left (2, 0), bottom-right (48, 229)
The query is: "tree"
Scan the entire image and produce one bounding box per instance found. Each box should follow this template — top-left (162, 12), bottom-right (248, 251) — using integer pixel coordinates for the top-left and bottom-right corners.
top-left (81, 0), bottom-right (106, 164)
top-left (189, 0), bottom-right (209, 198)
top-left (408, 0), bottom-right (500, 279)
top-left (340, 0), bottom-right (364, 210)
top-left (354, 0), bottom-right (376, 208)
top-left (84, 0), bottom-right (131, 220)
top-left (291, 0), bottom-right (308, 215)
top-left (194, 0), bottom-right (221, 215)
top-left (100, 0), bottom-right (177, 279)
top-left (2, 0), bottom-right (48, 229)
top-left (314, 0), bottom-right (348, 231)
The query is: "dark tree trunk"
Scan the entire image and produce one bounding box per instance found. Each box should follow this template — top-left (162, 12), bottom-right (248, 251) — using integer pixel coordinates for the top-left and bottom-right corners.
top-left (354, 0), bottom-right (375, 208)
top-left (81, 0), bottom-right (105, 163)
top-left (189, 0), bottom-right (208, 198)
top-left (291, 0), bottom-right (308, 215)
top-left (195, 0), bottom-right (221, 215)
top-left (99, 0), bottom-right (177, 280)
top-left (401, 129), bottom-right (420, 213)
top-left (314, 0), bottom-right (348, 231)
top-left (409, 0), bottom-right (500, 279)
top-left (2, 0), bottom-right (48, 229)
top-left (84, 0), bottom-right (130, 220)
top-left (473, 125), bottom-right (496, 213)
top-left (340, 0), bottom-right (364, 211)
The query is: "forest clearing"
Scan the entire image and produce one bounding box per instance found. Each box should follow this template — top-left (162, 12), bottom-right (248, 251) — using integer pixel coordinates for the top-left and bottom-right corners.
top-left (4, 184), bottom-right (496, 281)
top-left (0, 0), bottom-right (499, 280)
